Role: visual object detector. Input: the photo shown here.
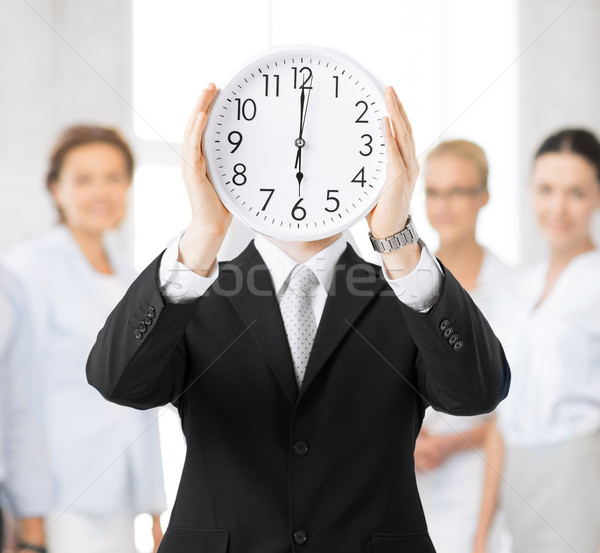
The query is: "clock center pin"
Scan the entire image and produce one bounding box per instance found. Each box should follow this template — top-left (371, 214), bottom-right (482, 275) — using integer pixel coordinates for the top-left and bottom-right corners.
top-left (294, 138), bottom-right (306, 148)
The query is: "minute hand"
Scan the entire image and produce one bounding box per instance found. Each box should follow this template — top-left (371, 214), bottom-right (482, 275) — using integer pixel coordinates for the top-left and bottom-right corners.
top-left (299, 82), bottom-right (312, 140)
top-left (294, 83), bottom-right (313, 170)
top-left (295, 88), bottom-right (306, 171)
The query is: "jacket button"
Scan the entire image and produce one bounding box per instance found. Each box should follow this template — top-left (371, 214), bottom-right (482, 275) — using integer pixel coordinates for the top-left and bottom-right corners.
top-left (453, 340), bottom-right (464, 351)
top-left (448, 334), bottom-right (459, 345)
top-left (293, 530), bottom-right (308, 544)
top-left (293, 441), bottom-right (309, 456)
top-left (138, 321), bottom-right (147, 333)
top-left (134, 329), bottom-right (143, 340)
top-left (443, 327), bottom-right (453, 339)
top-left (440, 319), bottom-right (450, 331)
top-left (148, 306), bottom-right (156, 318)
top-left (144, 315), bottom-right (153, 326)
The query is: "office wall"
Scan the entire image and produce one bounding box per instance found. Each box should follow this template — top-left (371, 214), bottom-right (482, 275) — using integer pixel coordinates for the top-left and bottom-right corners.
top-left (518, 0), bottom-right (600, 261)
top-left (1, 0), bottom-right (599, 262)
top-left (0, 0), bottom-right (133, 253)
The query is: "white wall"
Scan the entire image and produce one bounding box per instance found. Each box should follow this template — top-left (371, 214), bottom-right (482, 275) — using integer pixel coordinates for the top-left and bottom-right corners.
top-left (0, 0), bottom-right (134, 254)
top-left (2, 1), bottom-right (600, 261)
top-left (517, 0), bottom-right (600, 262)
top-left (129, 0), bottom-right (521, 268)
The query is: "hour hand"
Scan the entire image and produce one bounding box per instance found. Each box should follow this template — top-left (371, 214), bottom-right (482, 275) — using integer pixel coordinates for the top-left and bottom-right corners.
top-left (296, 168), bottom-right (304, 197)
top-left (295, 143), bottom-right (303, 196)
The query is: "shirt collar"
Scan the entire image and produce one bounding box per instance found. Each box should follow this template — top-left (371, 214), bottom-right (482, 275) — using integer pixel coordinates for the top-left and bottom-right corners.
top-left (253, 233), bottom-right (350, 295)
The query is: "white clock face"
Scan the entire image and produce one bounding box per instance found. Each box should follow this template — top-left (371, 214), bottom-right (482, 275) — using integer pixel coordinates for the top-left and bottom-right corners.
top-left (204, 46), bottom-right (387, 241)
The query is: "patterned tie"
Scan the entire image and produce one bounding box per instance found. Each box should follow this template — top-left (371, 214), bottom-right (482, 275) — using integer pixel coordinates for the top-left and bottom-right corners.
top-left (279, 264), bottom-right (319, 388)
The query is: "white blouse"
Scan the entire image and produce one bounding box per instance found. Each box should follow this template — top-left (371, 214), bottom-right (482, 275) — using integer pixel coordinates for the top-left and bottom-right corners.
top-left (416, 248), bottom-right (516, 551)
top-left (4, 225), bottom-right (167, 517)
top-left (498, 249), bottom-right (600, 447)
top-left (0, 267), bottom-right (52, 517)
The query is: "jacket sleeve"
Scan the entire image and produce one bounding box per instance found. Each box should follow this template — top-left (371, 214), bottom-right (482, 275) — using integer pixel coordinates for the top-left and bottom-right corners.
top-left (86, 251), bottom-right (201, 410)
top-left (396, 261), bottom-right (511, 416)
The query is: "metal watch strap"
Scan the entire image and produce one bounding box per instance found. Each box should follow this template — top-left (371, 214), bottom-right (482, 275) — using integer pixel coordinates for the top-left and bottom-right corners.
top-left (368, 215), bottom-right (418, 253)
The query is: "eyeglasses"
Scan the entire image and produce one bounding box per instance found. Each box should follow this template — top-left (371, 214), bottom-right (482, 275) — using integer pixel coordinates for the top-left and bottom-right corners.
top-left (425, 187), bottom-right (486, 200)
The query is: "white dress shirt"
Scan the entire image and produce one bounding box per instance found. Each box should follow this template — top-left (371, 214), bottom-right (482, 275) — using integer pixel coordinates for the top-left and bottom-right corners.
top-left (0, 267), bottom-right (52, 518)
top-left (3, 225), bottom-right (167, 517)
top-left (497, 249), bottom-right (600, 447)
top-left (158, 232), bottom-right (443, 314)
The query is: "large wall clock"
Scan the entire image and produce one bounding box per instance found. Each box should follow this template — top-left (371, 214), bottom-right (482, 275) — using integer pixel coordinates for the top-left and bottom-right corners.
top-left (204, 45), bottom-right (387, 241)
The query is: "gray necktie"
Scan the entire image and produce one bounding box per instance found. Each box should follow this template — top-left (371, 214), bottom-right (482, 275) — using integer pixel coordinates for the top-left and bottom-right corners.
top-left (279, 265), bottom-right (319, 388)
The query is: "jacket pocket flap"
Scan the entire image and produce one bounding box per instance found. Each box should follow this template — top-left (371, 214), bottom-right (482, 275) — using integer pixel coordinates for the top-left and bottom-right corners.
top-left (371, 531), bottom-right (435, 553)
top-left (159, 527), bottom-right (229, 552)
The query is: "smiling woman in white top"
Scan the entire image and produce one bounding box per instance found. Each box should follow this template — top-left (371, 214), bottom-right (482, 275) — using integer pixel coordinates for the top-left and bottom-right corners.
top-left (493, 128), bottom-right (600, 552)
top-left (0, 267), bottom-right (52, 553)
top-left (415, 140), bottom-right (514, 553)
top-left (4, 126), bottom-right (167, 553)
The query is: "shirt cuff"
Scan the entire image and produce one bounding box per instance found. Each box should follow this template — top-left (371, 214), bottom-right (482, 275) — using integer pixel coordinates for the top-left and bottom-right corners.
top-left (158, 232), bottom-right (219, 304)
top-left (381, 239), bottom-right (443, 313)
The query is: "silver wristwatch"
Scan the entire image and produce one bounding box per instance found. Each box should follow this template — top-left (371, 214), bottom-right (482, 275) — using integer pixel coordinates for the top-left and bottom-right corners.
top-left (368, 215), bottom-right (419, 253)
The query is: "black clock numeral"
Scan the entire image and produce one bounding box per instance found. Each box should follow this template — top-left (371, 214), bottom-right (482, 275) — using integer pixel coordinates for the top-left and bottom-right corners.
top-left (232, 163), bottom-right (247, 186)
top-left (360, 134), bottom-right (373, 156)
top-left (260, 188), bottom-right (275, 210)
top-left (325, 189), bottom-right (340, 212)
top-left (292, 66), bottom-right (313, 90)
top-left (333, 75), bottom-right (339, 98)
top-left (227, 131), bottom-right (243, 153)
top-left (263, 74), bottom-right (280, 97)
top-left (355, 100), bottom-right (369, 123)
top-left (351, 167), bottom-right (366, 187)
top-left (291, 197), bottom-right (307, 221)
top-left (235, 98), bottom-right (257, 121)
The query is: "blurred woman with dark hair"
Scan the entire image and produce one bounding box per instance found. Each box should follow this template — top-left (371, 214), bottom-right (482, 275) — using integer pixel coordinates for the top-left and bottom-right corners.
top-left (481, 128), bottom-right (600, 552)
top-left (4, 125), bottom-right (166, 553)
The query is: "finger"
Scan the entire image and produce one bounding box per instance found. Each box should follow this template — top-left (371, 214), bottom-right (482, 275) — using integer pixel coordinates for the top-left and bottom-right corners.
top-left (198, 84), bottom-right (219, 159)
top-left (381, 116), bottom-right (402, 166)
top-left (390, 87), bottom-right (418, 175)
top-left (389, 86), bottom-right (413, 147)
top-left (185, 92), bottom-right (208, 139)
top-left (392, 86), bottom-right (414, 138)
top-left (185, 83), bottom-right (217, 140)
top-left (383, 90), bottom-right (408, 168)
top-left (384, 87), bottom-right (412, 167)
top-left (185, 84), bottom-right (218, 161)
top-left (199, 82), bottom-right (218, 114)
top-left (190, 111), bottom-right (208, 168)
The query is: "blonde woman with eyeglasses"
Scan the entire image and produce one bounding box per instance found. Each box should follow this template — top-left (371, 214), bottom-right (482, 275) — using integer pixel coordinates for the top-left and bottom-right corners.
top-left (415, 140), bottom-right (515, 553)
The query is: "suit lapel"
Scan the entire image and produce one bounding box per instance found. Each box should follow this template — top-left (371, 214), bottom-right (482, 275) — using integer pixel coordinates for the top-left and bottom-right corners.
top-left (221, 240), bottom-right (386, 406)
top-left (299, 244), bottom-right (386, 399)
top-left (222, 241), bottom-right (299, 406)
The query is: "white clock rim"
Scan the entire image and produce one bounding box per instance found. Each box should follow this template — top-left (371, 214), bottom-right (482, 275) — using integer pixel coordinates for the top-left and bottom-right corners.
top-left (204, 45), bottom-right (387, 242)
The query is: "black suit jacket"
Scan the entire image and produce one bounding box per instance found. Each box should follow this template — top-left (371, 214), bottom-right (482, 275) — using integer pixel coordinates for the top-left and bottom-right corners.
top-left (87, 240), bottom-right (510, 553)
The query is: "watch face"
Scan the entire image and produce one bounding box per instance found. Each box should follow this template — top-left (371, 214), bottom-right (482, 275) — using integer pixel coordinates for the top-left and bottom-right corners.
top-left (204, 45), bottom-right (387, 241)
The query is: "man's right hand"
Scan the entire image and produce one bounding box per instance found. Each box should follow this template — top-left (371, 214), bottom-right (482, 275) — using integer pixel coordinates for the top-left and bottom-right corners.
top-left (179, 83), bottom-right (233, 276)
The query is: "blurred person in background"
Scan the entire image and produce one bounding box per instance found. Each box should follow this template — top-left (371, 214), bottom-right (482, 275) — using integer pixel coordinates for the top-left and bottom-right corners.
top-left (416, 140), bottom-right (515, 553)
top-left (3, 126), bottom-right (167, 553)
top-left (0, 266), bottom-right (51, 553)
top-left (482, 128), bottom-right (600, 553)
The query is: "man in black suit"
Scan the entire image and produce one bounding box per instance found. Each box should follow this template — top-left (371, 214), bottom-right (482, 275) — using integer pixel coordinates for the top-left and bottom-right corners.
top-left (87, 84), bottom-right (510, 553)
